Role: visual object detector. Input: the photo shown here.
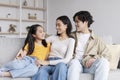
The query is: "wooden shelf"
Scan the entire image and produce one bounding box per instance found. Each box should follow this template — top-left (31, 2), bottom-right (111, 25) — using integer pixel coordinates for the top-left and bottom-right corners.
top-left (0, 32), bottom-right (19, 35)
top-left (0, 0), bottom-right (47, 37)
top-left (0, 3), bottom-right (19, 8)
top-left (0, 18), bottom-right (19, 22)
top-left (0, 4), bottom-right (46, 11)
top-left (22, 19), bottom-right (46, 23)
top-left (22, 33), bottom-right (28, 35)
top-left (0, 18), bottom-right (45, 23)
top-left (22, 6), bottom-right (46, 11)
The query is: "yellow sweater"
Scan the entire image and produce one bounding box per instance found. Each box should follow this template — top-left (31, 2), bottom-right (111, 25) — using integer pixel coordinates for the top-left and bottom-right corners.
top-left (24, 42), bottom-right (50, 60)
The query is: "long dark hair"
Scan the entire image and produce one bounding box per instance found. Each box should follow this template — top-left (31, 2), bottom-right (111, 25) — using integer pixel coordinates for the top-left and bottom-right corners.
top-left (22, 24), bottom-right (47, 55)
top-left (56, 16), bottom-right (73, 38)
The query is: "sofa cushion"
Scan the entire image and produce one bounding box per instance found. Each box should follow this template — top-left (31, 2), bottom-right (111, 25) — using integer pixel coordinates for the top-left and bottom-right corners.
top-left (0, 77), bottom-right (31, 80)
top-left (0, 38), bottom-right (25, 65)
top-left (107, 45), bottom-right (120, 70)
top-left (0, 70), bottom-right (120, 80)
top-left (108, 69), bottom-right (120, 80)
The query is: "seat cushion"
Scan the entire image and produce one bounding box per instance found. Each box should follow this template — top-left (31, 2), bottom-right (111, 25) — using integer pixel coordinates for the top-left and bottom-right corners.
top-left (0, 77), bottom-right (31, 80)
top-left (108, 69), bottom-right (120, 80)
top-left (79, 73), bottom-right (93, 80)
top-left (0, 70), bottom-right (120, 80)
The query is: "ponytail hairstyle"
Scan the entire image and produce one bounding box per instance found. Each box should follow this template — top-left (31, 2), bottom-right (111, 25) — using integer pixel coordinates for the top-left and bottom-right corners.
top-left (22, 24), bottom-right (47, 55)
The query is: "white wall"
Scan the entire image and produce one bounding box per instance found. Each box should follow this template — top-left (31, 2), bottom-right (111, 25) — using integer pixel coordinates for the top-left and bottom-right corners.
top-left (47, 0), bottom-right (120, 44)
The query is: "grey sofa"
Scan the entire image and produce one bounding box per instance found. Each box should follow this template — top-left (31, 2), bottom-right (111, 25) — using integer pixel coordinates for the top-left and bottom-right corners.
top-left (0, 37), bottom-right (120, 80)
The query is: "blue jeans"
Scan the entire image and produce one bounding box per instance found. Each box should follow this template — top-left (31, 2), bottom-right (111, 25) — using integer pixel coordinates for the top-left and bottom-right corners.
top-left (32, 57), bottom-right (67, 80)
top-left (0, 56), bottom-right (38, 78)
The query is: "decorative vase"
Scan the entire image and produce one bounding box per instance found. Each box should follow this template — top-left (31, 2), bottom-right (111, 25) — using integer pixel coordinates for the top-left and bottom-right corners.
top-left (26, 26), bottom-right (30, 32)
top-left (8, 24), bottom-right (16, 33)
top-left (6, 13), bottom-right (11, 18)
top-left (23, 0), bottom-right (27, 6)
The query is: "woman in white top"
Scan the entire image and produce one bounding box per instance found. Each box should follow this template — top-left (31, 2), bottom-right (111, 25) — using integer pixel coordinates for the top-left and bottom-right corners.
top-left (32, 16), bottom-right (75, 80)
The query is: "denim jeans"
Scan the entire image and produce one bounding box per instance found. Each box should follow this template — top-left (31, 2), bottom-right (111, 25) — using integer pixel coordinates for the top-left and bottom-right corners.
top-left (67, 58), bottom-right (109, 80)
top-left (0, 56), bottom-right (38, 78)
top-left (32, 57), bottom-right (67, 80)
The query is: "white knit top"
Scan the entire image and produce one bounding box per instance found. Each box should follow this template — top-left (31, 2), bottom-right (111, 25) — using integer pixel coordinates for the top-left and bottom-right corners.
top-left (46, 35), bottom-right (75, 65)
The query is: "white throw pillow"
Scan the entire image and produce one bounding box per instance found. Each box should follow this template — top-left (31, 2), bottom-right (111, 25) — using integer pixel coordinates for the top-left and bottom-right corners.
top-left (107, 45), bottom-right (120, 70)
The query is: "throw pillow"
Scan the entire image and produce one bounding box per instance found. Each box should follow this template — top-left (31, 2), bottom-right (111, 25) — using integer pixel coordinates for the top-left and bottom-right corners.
top-left (117, 59), bottom-right (120, 68)
top-left (107, 45), bottom-right (120, 70)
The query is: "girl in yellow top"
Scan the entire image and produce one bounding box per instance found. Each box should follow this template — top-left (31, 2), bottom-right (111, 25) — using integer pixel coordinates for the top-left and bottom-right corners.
top-left (0, 24), bottom-right (50, 78)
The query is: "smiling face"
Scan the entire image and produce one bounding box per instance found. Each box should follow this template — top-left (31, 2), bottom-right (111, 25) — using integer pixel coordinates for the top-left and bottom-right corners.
top-left (56, 19), bottom-right (67, 35)
top-left (33, 26), bottom-right (45, 40)
top-left (74, 16), bottom-right (88, 32)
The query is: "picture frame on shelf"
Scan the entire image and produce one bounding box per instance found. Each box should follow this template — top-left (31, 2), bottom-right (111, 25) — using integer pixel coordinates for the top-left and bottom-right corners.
top-left (28, 13), bottom-right (37, 20)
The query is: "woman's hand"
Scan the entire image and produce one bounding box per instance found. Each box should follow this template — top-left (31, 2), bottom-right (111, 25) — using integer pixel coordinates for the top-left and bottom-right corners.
top-left (37, 60), bottom-right (49, 66)
top-left (41, 61), bottom-right (50, 65)
top-left (85, 58), bottom-right (96, 68)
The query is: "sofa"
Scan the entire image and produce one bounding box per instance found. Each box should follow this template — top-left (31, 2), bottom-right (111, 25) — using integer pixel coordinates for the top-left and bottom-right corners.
top-left (0, 37), bottom-right (120, 80)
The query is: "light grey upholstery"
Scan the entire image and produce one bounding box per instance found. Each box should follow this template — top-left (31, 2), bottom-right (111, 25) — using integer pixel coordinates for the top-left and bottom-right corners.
top-left (0, 38), bottom-right (120, 80)
top-left (0, 38), bottom-right (25, 64)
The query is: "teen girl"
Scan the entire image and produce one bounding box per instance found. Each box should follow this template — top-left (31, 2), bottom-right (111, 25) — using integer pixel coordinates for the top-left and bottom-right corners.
top-left (0, 24), bottom-right (50, 78)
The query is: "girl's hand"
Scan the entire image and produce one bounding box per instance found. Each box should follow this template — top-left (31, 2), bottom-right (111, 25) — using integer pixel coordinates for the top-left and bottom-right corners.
top-left (35, 60), bottom-right (41, 67)
top-left (16, 49), bottom-right (26, 59)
